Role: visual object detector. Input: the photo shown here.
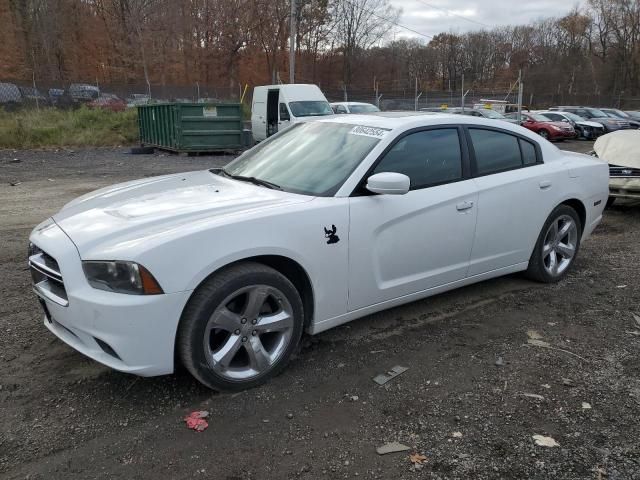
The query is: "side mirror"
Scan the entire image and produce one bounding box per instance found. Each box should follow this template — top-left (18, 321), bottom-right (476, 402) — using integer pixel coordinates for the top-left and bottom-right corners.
top-left (366, 172), bottom-right (410, 195)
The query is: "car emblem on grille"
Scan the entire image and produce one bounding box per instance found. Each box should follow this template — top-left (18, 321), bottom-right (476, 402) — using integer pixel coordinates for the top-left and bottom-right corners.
top-left (622, 169), bottom-right (633, 175)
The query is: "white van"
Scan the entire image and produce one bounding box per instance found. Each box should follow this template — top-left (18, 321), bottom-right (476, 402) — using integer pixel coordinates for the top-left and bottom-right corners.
top-left (251, 84), bottom-right (333, 142)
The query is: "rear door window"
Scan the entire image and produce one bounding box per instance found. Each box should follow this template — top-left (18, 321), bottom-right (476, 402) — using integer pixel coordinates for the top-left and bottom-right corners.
top-left (469, 129), bottom-right (523, 175)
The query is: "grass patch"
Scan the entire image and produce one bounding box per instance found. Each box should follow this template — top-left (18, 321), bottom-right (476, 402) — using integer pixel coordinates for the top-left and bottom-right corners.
top-left (0, 107), bottom-right (139, 149)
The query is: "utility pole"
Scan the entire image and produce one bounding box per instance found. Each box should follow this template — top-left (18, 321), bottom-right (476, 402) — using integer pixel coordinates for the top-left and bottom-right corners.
top-left (289, 0), bottom-right (296, 84)
top-left (414, 77), bottom-right (418, 111)
top-left (461, 74), bottom-right (464, 112)
top-left (517, 69), bottom-right (523, 122)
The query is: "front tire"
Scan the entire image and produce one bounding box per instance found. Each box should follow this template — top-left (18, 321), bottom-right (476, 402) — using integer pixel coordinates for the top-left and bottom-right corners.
top-left (177, 262), bottom-right (304, 391)
top-left (526, 205), bottom-right (582, 283)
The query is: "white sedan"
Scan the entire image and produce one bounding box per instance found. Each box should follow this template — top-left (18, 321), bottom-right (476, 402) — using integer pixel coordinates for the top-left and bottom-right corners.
top-left (330, 101), bottom-right (380, 114)
top-left (29, 113), bottom-right (609, 390)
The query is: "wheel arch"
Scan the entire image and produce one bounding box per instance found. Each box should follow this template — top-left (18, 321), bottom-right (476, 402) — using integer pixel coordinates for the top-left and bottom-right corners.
top-left (173, 254), bottom-right (315, 366)
top-left (559, 198), bottom-right (586, 234)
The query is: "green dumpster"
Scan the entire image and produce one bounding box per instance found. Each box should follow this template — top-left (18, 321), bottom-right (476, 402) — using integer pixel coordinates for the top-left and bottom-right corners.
top-left (137, 103), bottom-right (243, 153)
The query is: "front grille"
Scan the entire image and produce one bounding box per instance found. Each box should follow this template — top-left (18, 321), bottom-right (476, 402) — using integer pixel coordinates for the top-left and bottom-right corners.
top-left (610, 164), bottom-right (640, 178)
top-left (29, 243), bottom-right (68, 306)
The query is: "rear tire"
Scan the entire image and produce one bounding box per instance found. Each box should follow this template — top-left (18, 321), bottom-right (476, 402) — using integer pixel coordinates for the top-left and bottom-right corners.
top-left (177, 262), bottom-right (304, 391)
top-left (538, 129), bottom-right (550, 140)
top-left (526, 205), bottom-right (582, 283)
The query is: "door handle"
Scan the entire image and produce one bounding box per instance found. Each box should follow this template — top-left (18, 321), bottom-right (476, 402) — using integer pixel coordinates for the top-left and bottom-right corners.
top-left (456, 201), bottom-right (474, 211)
top-left (539, 180), bottom-right (552, 190)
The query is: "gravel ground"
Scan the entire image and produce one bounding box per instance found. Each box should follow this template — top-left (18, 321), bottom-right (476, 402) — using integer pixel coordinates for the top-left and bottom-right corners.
top-left (1, 141), bottom-right (639, 479)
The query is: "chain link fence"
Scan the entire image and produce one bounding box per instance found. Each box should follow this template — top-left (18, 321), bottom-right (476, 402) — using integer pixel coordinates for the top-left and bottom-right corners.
top-left (2, 79), bottom-right (640, 113)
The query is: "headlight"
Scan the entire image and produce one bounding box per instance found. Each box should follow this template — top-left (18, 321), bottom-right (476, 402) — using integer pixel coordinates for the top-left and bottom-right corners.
top-left (82, 261), bottom-right (163, 295)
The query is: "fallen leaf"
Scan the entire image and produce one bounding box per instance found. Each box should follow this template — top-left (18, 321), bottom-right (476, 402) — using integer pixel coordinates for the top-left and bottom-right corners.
top-left (582, 402), bottom-right (592, 410)
top-left (541, 384), bottom-right (551, 389)
top-left (376, 441), bottom-right (411, 455)
top-left (452, 431), bottom-right (463, 438)
top-left (633, 313), bottom-right (640, 327)
top-left (617, 285), bottom-right (627, 288)
top-left (532, 434), bottom-right (559, 447)
top-left (522, 393), bottom-right (545, 400)
top-left (527, 330), bottom-right (543, 340)
top-left (409, 453), bottom-right (428, 464)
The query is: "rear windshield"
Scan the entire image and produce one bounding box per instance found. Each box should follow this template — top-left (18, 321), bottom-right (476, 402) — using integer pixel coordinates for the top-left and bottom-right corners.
top-left (222, 122), bottom-right (384, 196)
top-left (288, 101), bottom-right (333, 117)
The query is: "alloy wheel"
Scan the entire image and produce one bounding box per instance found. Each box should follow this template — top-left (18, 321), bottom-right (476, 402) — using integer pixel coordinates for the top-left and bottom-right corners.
top-left (203, 285), bottom-right (294, 380)
top-left (542, 214), bottom-right (578, 277)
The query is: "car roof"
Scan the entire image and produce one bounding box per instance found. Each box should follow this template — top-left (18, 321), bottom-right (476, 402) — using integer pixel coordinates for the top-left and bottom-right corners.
top-left (330, 102), bottom-right (375, 106)
top-left (314, 111), bottom-right (525, 131)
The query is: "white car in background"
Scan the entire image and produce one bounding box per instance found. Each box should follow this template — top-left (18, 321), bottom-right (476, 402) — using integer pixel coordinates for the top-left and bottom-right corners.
top-left (330, 102), bottom-right (380, 114)
top-left (29, 113), bottom-right (608, 391)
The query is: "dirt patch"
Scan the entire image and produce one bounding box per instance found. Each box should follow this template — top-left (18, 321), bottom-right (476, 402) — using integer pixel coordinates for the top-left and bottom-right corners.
top-left (1, 144), bottom-right (640, 479)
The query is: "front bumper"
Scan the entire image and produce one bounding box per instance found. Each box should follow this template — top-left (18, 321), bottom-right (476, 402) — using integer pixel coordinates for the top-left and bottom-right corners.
top-left (609, 178), bottom-right (640, 200)
top-left (29, 220), bottom-right (192, 376)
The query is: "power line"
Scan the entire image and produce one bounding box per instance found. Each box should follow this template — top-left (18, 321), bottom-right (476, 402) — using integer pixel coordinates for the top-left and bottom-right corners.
top-left (344, 0), bottom-right (433, 40)
top-left (413, 0), bottom-right (492, 29)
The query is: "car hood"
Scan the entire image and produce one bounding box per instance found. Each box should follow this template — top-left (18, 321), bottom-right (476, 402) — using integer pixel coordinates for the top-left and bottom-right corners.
top-left (593, 116), bottom-right (626, 125)
top-left (53, 170), bottom-right (313, 256)
top-left (594, 130), bottom-right (640, 168)
top-left (577, 120), bottom-right (603, 128)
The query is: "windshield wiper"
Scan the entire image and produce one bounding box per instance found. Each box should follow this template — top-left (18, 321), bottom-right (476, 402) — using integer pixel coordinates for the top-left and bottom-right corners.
top-left (218, 170), bottom-right (281, 190)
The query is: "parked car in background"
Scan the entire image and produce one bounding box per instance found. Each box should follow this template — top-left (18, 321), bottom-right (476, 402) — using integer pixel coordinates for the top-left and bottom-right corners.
top-left (460, 108), bottom-right (520, 124)
top-left (0, 82), bottom-right (23, 111)
top-left (68, 83), bottom-right (100, 103)
top-left (48, 88), bottom-right (76, 109)
top-left (127, 94), bottom-right (151, 108)
top-left (538, 111), bottom-right (604, 140)
top-left (550, 106), bottom-right (632, 132)
top-left (625, 111), bottom-right (640, 121)
top-left (591, 130), bottom-right (640, 207)
top-left (506, 112), bottom-right (575, 140)
top-left (599, 108), bottom-right (640, 129)
top-left (29, 112), bottom-right (608, 390)
top-left (88, 93), bottom-right (126, 112)
top-left (18, 86), bottom-right (50, 107)
top-left (330, 102), bottom-right (380, 114)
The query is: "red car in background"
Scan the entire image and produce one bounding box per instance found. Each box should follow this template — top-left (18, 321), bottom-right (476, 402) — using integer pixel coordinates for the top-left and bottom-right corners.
top-left (507, 112), bottom-right (576, 141)
top-left (88, 94), bottom-right (126, 112)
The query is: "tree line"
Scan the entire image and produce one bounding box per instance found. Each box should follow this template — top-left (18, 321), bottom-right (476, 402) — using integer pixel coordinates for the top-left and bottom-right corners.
top-left (1, 0), bottom-right (639, 99)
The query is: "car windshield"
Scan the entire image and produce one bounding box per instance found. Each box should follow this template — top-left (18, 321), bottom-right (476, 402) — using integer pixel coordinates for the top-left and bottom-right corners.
top-left (606, 109), bottom-right (629, 118)
top-left (563, 112), bottom-right (585, 122)
top-left (222, 122), bottom-right (384, 196)
top-left (587, 108), bottom-right (607, 117)
top-left (480, 109), bottom-right (505, 119)
top-left (288, 101), bottom-right (333, 117)
top-left (349, 104), bottom-right (380, 113)
top-left (530, 113), bottom-right (552, 121)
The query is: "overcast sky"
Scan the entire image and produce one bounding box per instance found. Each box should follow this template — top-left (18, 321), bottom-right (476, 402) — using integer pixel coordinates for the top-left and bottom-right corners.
top-left (387, 0), bottom-right (585, 40)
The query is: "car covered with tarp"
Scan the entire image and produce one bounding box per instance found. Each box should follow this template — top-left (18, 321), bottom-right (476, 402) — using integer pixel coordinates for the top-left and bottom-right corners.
top-left (593, 130), bottom-right (640, 205)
